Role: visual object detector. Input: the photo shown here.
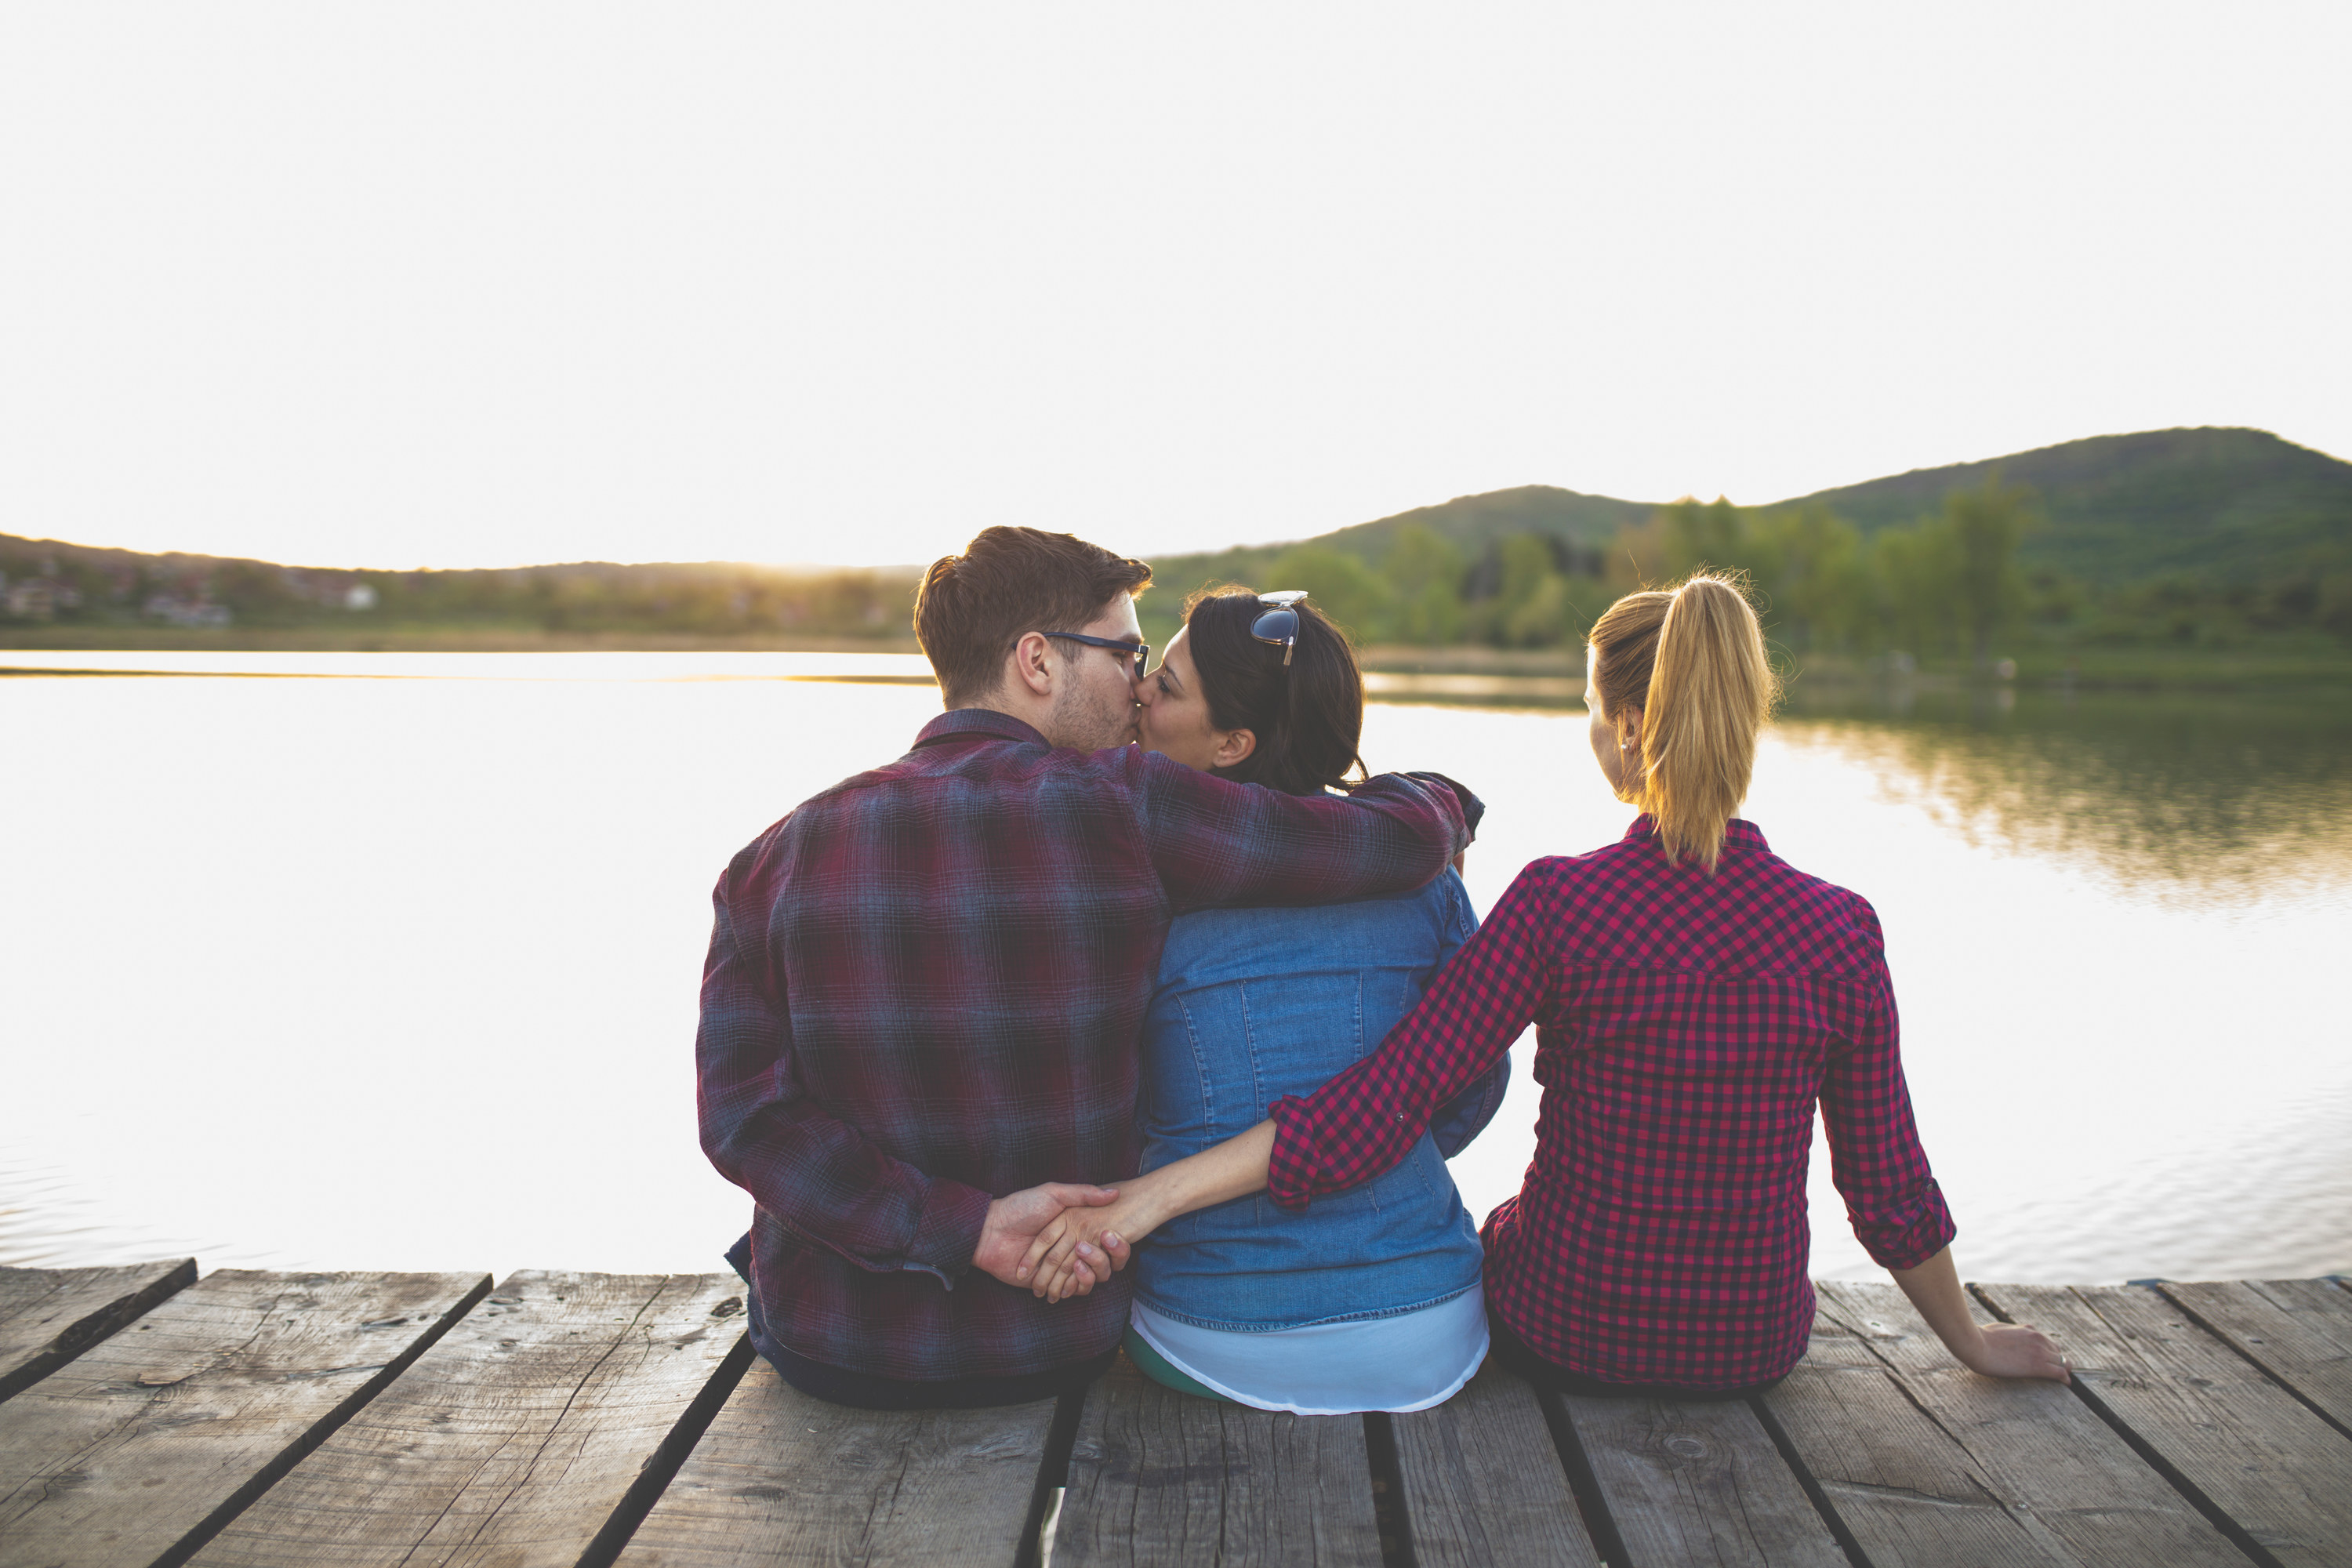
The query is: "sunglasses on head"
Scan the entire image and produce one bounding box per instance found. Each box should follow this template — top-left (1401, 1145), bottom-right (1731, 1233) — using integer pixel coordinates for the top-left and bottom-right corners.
top-left (1250, 590), bottom-right (1310, 666)
top-left (1042, 631), bottom-right (1151, 681)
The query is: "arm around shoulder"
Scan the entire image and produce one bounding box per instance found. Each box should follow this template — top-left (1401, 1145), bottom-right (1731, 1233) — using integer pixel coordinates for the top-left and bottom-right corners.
top-left (1137, 753), bottom-right (1482, 913)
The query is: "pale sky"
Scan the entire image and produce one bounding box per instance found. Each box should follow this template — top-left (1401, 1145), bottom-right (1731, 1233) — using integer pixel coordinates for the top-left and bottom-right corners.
top-left (3, 4), bottom-right (2345, 571)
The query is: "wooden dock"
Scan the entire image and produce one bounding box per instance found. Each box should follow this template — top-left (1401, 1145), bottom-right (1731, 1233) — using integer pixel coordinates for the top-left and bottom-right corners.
top-left (3, 1261), bottom-right (2347, 1566)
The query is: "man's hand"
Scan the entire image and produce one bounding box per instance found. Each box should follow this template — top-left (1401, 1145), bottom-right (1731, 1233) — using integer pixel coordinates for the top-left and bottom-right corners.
top-left (973, 1183), bottom-right (1122, 1293)
top-left (1026, 1121), bottom-right (1276, 1302)
top-left (1024, 1178), bottom-right (1172, 1302)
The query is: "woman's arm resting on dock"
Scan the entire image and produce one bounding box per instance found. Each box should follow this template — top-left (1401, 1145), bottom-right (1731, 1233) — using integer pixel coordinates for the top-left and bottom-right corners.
top-left (1021, 1121), bottom-right (1277, 1302)
top-left (1889, 1247), bottom-right (2070, 1382)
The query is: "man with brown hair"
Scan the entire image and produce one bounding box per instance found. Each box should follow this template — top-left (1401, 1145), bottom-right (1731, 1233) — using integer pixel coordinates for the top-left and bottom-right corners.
top-left (698, 525), bottom-right (1479, 1408)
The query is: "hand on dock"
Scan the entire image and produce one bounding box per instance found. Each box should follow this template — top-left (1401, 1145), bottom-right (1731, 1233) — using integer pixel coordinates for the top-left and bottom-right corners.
top-left (1960, 1320), bottom-right (2072, 1383)
top-left (1889, 1247), bottom-right (2072, 1383)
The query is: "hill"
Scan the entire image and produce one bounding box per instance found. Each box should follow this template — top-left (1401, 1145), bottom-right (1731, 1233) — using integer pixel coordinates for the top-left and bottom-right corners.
top-left (8, 427), bottom-right (2347, 649)
top-left (1149, 426), bottom-right (2352, 594)
top-left (1317, 485), bottom-right (1656, 557)
top-left (1775, 427), bottom-right (2352, 585)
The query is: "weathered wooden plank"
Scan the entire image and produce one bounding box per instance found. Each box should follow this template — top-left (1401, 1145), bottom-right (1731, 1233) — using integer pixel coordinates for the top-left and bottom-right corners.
top-left (2159, 1279), bottom-right (2352, 1436)
top-left (1053, 1352), bottom-right (1381, 1567)
top-left (1779, 1280), bottom-right (2244, 1566)
top-left (615, 1354), bottom-right (1056, 1568)
top-left (1762, 1296), bottom-right (2052, 1566)
top-left (1389, 1362), bottom-right (1599, 1566)
top-left (1559, 1388), bottom-right (1845, 1568)
top-left (0, 1258), bottom-right (198, 1402)
top-left (191, 1271), bottom-right (751, 1568)
top-left (1978, 1282), bottom-right (2352, 1568)
top-left (0, 1269), bottom-right (488, 1568)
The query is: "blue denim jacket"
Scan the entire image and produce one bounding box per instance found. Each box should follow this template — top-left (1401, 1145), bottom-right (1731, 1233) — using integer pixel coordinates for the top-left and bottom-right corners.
top-left (1134, 869), bottom-right (1508, 1330)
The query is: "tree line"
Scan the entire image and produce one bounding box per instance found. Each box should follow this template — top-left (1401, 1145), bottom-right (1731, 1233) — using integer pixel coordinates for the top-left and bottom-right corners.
top-left (0, 544), bottom-right (920, 637)
top-left (1203, 477), bottom-right (2352, 664)
top-left (10, 478), bottom-right (2349, 657)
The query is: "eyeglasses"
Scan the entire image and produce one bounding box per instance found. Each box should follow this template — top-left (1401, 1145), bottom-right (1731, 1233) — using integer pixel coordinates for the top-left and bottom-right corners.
top-left (1250, 590), bottom-right (1310, 666)
top-left (1042, 631), bottom-right (1151, 681)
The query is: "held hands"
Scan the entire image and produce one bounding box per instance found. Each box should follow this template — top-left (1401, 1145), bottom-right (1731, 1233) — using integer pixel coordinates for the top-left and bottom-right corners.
top-left (1021, 1184), bottom-right (1169, 1303)
top-left (1020, 1122), bottom-right (1277, 1303)
top-left (973, 1183), bottom-right (1124, 1295)
top-left (1959, 1320), bottom-right (2072, 1383)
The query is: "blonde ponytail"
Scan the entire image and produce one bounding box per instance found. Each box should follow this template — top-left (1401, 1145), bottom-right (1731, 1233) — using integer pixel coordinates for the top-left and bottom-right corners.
top-left (1588, 574), bottom-right (1778, 872)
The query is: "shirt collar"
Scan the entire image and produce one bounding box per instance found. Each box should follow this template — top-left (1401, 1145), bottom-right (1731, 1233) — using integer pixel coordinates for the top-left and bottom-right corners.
top-left (1622, 815), bottom-right (1769, 855)
top-left (913, 708), bottom-right (1050, 751)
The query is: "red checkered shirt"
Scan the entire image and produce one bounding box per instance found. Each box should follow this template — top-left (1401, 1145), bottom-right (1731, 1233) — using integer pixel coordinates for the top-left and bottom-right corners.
top-left (699, 709), bottom-right (1479, 1383)
top-left (1269, 817), bottom-right (1954, 1390)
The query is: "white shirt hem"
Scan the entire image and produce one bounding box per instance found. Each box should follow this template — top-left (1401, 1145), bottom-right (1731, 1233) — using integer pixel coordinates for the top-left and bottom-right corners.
top-left (1130, 1297), bottom-right (1490, 1416)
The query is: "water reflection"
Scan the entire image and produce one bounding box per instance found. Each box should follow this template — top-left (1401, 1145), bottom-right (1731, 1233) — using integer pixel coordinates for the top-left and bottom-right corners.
top-left (1, 659), bottom-right (2344, 1286)
top-left (1780, 684), bottom-right (2352, 903)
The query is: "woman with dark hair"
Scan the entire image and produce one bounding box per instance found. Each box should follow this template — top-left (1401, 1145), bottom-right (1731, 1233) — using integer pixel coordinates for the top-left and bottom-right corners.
top-left (1031, 575), bottom-right (2070, 1399)
top-left (1063, 585), bottom-right (1511, 1414)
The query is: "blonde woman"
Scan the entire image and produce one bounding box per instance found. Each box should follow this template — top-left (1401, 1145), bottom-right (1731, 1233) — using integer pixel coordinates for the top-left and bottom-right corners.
top-left (1024, 575), bottom-right (2068, 1397)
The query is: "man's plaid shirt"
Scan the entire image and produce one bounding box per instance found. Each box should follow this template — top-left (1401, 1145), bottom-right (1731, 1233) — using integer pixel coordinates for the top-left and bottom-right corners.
top-left (1269, 818), bottom-right (1955, 1390)
top-left (698, 708), bottom-right (1478, 1383)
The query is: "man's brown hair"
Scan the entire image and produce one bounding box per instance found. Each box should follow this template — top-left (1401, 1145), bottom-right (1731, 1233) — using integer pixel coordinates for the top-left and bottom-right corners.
top-left (914, 527), bottom-right (1153, 708)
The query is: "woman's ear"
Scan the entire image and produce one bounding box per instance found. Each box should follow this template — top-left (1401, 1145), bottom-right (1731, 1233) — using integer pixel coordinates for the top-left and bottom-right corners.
top-left (1617, 704), bottom-right (1644, 753)
top-left (1213, 728), bottom-right (1257, 769)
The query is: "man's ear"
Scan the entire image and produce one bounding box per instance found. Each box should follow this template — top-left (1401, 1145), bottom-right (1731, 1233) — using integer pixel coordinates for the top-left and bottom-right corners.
top-left (1212, 728), bottom-right (1257, 769)
top-left (1007, 632), bottom-right (1058, 699)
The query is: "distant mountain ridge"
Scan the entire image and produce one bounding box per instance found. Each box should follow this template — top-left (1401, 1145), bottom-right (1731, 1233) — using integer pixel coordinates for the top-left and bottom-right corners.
top-left (7, 426), bottom-right (2347, 601)
top-left (1776, 428), bottom-right (2352, 584)
top-left (1155, 426), bottom-right (2352, 591)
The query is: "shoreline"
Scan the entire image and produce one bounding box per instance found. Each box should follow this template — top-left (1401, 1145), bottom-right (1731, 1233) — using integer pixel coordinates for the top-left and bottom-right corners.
top-left (5, 626), bottom-right (2348, 695)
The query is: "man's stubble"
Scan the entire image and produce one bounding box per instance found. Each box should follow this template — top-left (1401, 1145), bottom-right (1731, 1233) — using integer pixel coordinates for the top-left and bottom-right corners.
top-left (1049, 670), bottom-right (1141, 753)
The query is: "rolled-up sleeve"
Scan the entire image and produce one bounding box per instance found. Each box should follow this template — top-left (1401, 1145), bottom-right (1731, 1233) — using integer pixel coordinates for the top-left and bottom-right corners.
top-left (1269, 860), bottom-right (1558, 1209)
top-left (696, 858), bottom-right (994, 1287)
top-left (1821, 901), bottom-right (1956, 1269)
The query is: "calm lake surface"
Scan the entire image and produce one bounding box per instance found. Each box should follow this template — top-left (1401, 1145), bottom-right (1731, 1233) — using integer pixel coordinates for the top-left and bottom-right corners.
top-left (4, 651), bottom-right (2347, 1285)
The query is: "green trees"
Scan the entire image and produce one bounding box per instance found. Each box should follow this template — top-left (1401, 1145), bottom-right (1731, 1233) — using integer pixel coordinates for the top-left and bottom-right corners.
top-left (1582, 480), bottom-right (2034, 663)
top-left (1381, 526), bottom-right (1466, 645)
top-left (1748, 507), bottom-right (1869, 652)
top-left (1870, 521), bottom-right (1962, 659)
top-left (1244, 524), bottom-right (1608, 650)
top-left (1466, 534), bottom-right (1584, 648)
top-left (1262, 544), bottom-right (1394, 643)
top-left (1661, 498), bottom-right (1744, 579)
top-left (1943, 477), bottom-right (2038, 666)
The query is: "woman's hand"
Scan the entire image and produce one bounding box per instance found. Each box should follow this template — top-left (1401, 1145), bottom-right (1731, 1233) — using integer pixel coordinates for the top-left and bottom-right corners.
top-left (1887, 1246), bottom-right (2071, 1384)
top-left (1022, 1120), bottom-right (1279, 1305)
top-left (1958, 1321), bottom-right (2071, 1382)
top-left (972, 1182), bottom-right (1123, 1294)
top-left (1022, 1181), bottom-right (1168, 1303)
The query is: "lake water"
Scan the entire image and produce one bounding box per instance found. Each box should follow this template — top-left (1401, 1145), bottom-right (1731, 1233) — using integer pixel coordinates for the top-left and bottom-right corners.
top-left (4, 651), bottom-right (2347, 1286)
